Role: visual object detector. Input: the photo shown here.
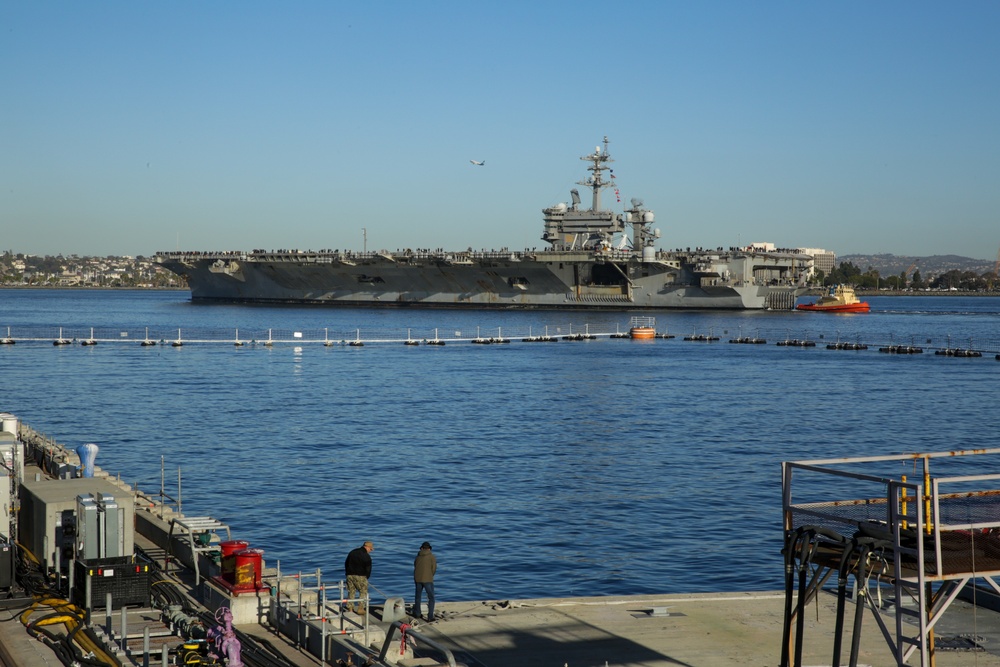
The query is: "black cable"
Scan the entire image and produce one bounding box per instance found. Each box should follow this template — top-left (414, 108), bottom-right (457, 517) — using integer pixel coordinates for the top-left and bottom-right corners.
top-left (793, 528), bottom-right (816, 667)
top-left (26, 612), bottom-right (112, 667)
top-left (235, 631), bottom-right (300, 667)
top-left (779, 528), bottom-right (799, 667)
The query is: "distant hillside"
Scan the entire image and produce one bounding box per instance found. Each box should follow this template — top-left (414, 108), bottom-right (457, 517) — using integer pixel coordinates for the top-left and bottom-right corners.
top-left (838, 253), bottom-right (995, 278)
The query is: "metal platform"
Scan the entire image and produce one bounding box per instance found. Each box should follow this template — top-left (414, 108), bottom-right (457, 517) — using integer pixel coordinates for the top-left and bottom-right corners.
top-left (783, 448), bottom-right (1000, 666)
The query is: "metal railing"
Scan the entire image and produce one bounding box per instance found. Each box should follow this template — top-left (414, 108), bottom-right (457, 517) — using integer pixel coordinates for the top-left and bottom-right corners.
top-left (269, 565), bottom-right (371, 664)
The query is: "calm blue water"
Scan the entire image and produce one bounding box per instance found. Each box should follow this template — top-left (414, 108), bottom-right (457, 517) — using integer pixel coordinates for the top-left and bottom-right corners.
top-left (2, 289), bottom-right (999, 602)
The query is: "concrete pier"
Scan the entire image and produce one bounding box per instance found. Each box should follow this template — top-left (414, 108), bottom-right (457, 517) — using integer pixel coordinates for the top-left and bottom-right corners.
top-left (5, 586), bottom-right (1000, 666)
top-left (6, 418), bottom-right (1000, 666)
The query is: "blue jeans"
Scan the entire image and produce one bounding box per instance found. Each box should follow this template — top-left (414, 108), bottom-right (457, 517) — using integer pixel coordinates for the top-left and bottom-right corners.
top-left (414, 581), bottom-right (435, 619)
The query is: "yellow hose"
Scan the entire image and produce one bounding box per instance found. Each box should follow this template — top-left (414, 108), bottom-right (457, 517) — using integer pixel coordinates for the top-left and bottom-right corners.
top-left (20, 596), bottom-right (121, 666)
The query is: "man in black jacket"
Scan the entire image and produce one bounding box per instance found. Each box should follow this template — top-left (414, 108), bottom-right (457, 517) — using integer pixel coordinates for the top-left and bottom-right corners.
top-left (344, 541), bottom-right (373, 614)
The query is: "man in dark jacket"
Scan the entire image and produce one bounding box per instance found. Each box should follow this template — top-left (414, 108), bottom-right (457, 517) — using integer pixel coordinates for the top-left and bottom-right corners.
top-left (413, 541), bottom-right (437, 621)
top-left (344, 541), bottom-right (373, 614)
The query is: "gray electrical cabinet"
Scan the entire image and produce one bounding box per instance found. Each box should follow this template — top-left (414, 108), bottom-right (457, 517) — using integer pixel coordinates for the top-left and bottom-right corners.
top-left (75, 493), bottom-right (123, 560)
top-left (99, 494), bottom-right (121, 558)
top-left (76, 496), bottom-right (99, 560)
top-left (20, 476), bottom-right (135, 571)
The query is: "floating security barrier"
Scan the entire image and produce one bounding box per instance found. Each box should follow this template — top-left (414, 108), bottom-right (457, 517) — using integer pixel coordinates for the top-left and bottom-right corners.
top-left (6, 324), bottom-right (1000, 360)
top-left (777, 339), bottom-right (815, 347)
top-left (827, 342), bottom-right (868, 350)
top-left (879, 344), bottom-right (923, 354)
top-left (934, 348), bottom-right (982, 357)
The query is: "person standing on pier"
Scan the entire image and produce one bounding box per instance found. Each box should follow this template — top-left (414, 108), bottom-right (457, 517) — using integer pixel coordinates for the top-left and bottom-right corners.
top-left (413, 541), bottom-right (437, 621)
top-left (345, 540), bottom-right (374, 614)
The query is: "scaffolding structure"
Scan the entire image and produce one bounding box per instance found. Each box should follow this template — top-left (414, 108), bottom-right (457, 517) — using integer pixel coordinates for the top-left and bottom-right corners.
top-left (782, 448), bottom-right (1000, 666)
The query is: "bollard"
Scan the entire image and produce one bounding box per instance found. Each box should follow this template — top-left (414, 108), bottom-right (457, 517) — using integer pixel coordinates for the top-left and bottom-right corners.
top-left (120, 606), bottom-right (128, 653)
top-left (161, 644), bottom-right (168, 667)
top-left (383, 597), bottom-right (406, 623)
top-left (143, 626), bottom-right (150, 667)
top-left (106, 594), bottom-right (113, 640)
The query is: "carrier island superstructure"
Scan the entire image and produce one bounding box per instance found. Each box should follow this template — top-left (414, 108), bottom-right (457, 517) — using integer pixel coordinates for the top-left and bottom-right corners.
top-left (155, 138), bottom-right (811, 310)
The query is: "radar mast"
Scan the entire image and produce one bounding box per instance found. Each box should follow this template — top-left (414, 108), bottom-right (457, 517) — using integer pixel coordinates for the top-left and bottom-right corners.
top-left (579, 136), bottom-right (613, 212)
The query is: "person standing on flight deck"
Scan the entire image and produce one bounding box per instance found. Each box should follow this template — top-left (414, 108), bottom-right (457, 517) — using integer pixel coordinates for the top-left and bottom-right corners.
top-left (413, 541), bottom-right (437, 621)
top-left (344, 540), bottom-right (374, 614)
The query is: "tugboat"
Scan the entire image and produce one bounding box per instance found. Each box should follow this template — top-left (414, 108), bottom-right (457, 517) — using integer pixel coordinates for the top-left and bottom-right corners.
top-left (796, 284), bottom-right (870, 313)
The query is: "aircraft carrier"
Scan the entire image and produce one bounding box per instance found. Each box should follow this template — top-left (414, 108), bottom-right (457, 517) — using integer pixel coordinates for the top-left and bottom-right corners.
top-left (155, 138), bottom-right (812, 310)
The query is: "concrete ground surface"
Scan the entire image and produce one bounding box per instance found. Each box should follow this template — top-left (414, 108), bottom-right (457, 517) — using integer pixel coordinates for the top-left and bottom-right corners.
top-left (407, 590), bottom-right (1000, 667)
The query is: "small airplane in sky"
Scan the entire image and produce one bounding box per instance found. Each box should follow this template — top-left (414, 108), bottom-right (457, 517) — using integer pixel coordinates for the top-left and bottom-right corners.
top-left (469, 159), bottom-right (485, 166)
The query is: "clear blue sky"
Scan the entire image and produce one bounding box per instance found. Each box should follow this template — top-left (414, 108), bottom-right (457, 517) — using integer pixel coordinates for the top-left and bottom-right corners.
top-left (3, 1), bottom-right (999, 260)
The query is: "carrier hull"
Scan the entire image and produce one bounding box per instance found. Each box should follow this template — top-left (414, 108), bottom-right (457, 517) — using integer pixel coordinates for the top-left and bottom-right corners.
top-left (155, 249), bottom-right (806, 310)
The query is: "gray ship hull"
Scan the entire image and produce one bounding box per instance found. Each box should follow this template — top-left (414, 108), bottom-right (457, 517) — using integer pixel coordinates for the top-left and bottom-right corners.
top-left (155, 249), bottom-right (807, 310)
